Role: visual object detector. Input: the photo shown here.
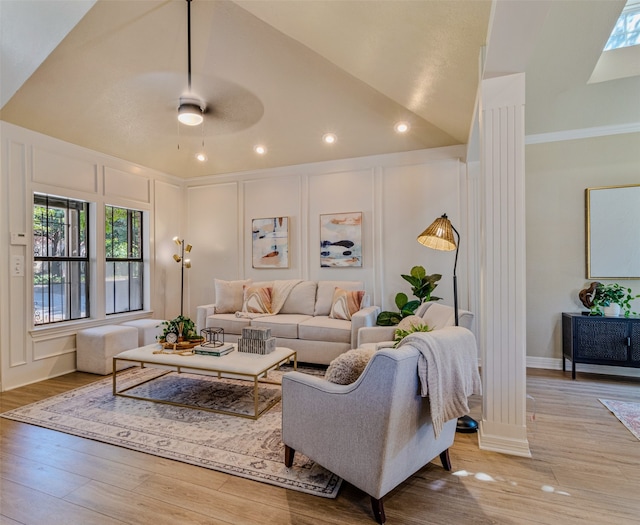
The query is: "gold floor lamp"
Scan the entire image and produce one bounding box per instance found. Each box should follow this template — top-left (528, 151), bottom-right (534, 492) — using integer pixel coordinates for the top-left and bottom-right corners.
top-left (417, 214), bottom-right (478, 434)
top-left (172, 237), bottom-right (192, 317)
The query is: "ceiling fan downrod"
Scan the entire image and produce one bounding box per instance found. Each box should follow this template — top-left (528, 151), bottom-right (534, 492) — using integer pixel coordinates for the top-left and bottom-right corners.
top-left (178, 0), bottom-right (205, 126)
top-left (186, 0), bottom-right (192, 92)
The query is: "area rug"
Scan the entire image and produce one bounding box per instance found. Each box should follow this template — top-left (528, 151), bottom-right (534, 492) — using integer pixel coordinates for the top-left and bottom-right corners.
top-left (0, 366), bottom-right (342, 497)
top-left (599, 399), bottom-right (640, 440)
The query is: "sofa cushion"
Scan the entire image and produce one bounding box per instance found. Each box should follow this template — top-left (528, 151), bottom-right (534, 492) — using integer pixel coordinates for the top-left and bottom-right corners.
top-left (215, 279), bottom-right (252, 313)
top-left (242, 285), bottom-right (273, 314)
top-left (299, 316), bottom-right (351, 344)
top-left (280, 281), bottom-right (317, 316)
top-left (206, 313), bottom-right (251, 335)
top-left (251, 314), bottom-right (312, 339)
top-left (314, 281), bottom-right (364, 316)
top-left (329, 287), bottom-right (365, 321)
top-left (324, 347), bottom-right (376, 385)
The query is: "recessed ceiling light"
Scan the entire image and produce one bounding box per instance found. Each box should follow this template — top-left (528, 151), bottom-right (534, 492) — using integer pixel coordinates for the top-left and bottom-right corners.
top-left (323, 133), bottom-right (337, 144)
top-left (394, 121), bottom-right (410, 133)
top-left (196, 152), bottom-right (207, 162)
top-left (254, 145), bottom-right (267, 155)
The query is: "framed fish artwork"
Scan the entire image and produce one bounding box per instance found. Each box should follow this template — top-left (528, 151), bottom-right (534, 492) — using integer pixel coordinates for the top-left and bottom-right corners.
top-left (320, 212), bottom-right (362, 267)
top-left (252, 217), bottom-right (290, 268)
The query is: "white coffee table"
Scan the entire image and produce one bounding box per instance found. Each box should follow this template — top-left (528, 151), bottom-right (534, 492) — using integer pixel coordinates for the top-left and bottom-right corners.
top-left (112, 343), bottom-right (297, 419)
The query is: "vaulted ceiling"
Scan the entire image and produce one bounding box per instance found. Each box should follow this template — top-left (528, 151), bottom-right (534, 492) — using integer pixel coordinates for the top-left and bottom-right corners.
top-left (1, 0), bottom-right (637, 179)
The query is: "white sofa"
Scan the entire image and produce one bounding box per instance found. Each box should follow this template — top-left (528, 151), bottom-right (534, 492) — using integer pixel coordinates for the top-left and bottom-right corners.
top-left (196, 279), bottom-right (380, 365)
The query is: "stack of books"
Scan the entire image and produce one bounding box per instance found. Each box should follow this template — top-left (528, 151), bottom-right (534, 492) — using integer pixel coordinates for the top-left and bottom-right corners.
top-left (193, 343), bottom-right (234, 356)
top-left (238, 327), bottom-right (276, 355)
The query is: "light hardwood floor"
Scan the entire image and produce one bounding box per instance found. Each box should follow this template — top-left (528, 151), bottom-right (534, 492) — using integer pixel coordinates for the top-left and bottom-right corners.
top-left (1, 369), bottom-right (639, 525)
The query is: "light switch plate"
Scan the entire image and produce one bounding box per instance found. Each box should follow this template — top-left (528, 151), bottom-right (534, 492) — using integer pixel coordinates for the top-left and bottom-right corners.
top-left (11, 255), bottom-right (25, 277)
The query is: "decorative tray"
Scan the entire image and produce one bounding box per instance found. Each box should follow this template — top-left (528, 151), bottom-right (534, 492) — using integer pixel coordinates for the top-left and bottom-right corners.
top-left (159, 338), bottom-right (205, 350)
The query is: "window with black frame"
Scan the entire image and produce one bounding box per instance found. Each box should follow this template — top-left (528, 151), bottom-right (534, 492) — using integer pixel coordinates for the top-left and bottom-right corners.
top-left (105, 205), bottom-right (143, 314)
top-left (33, 194), bottom-right (90, 325)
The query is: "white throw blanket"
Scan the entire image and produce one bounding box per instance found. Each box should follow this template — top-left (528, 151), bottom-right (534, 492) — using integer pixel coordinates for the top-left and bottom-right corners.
top-left (399, 327), bottom-right (482, 437)
top-left (235, 279), bottom-right (302, 318)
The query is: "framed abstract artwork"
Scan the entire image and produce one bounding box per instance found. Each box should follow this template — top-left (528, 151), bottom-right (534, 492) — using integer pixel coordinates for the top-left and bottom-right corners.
top-left (320, 212), bottom-right (362, 267)
top-left (252, 217), bottom-right (290, 268)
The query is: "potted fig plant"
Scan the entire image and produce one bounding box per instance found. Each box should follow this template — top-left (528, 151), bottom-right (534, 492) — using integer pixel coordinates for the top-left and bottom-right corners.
top-left (376, 265), bottom-right (441, 326)
top-left (590, 283), bottom-right (640, 317)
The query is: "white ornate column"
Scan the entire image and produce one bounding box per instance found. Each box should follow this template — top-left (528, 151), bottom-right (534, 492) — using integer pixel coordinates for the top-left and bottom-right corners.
top-left (478, 73), bottom-right (531, 457)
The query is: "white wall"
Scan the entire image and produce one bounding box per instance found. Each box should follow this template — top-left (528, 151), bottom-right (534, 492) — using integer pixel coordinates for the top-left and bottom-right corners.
top-left (0, 123), bottom-right (181, 390)
top-left (0, 122), bottom-right (471, 390)
top-left (184, 148), bottom-right (468, 320)
top-left (526, 132), bottom-right (640, 368)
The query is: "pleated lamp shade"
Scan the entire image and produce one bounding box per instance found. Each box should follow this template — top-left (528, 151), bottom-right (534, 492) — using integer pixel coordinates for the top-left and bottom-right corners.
top-left (417, 214), bottom-right (456, 251)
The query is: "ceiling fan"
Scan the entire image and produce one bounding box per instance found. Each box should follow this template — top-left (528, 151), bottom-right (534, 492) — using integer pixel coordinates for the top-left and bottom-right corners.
top-left (171, 0), bottom-right (263, 136)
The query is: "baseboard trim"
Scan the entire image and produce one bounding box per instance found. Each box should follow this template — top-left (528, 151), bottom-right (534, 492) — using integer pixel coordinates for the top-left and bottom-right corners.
top-left (526, 356), bottom-right (640, 378)
top-left (478, 422), bottom-right (532, 458)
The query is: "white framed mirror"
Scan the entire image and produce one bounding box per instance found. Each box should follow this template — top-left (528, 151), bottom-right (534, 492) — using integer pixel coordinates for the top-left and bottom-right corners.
top-left (586, 184), bottom-right (640, 279)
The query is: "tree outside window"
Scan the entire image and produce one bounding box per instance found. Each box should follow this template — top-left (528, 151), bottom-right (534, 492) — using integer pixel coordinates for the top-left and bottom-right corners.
top-left (105, 205), bottom-right (144, 314)
top-left (33, 194), bottom-right (89, 325)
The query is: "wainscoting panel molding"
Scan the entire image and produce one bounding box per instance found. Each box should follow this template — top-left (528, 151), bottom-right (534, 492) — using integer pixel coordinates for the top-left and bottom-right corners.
top-left (32, 147), bottom-right (97, 193)
top-left (32, 333), bottom-right (76, 361)
top-left (104, 166), bottom-right (151, 204)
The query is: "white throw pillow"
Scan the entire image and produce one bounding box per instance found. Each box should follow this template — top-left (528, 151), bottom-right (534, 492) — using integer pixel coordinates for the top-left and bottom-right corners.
top-left (214, 279), bottom-right (252, 313)
top-left (397, 315), bottom-right (425, 331)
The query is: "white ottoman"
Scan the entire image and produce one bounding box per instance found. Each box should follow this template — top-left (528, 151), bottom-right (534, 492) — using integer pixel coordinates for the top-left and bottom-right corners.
top-left (76, 325), bottom-right (138, 375)
top-left (121, 318), bottom-right (166, 346)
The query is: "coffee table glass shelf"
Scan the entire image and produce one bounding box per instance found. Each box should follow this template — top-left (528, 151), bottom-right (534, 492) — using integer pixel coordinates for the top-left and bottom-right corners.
top-left (112, 343), bottom-right (297, 419)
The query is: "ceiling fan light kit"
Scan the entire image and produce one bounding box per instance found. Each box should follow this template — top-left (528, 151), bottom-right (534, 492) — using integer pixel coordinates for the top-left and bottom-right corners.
top-left (178, 98), bottom-right (205, 126)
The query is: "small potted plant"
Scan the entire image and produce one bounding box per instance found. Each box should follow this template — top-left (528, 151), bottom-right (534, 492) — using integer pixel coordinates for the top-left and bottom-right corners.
top-left (590, 283), bottom-right (640, 317)
top-left (158, 315), bottom-right (203, 347)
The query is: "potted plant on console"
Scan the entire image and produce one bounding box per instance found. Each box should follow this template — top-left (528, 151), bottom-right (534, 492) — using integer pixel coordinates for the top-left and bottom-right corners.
top-left (589, 283), bottom-right (640, 317)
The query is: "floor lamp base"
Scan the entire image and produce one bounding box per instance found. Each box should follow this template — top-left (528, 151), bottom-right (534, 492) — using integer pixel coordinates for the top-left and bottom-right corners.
top-left (456, 415), bottom-right (478, 433)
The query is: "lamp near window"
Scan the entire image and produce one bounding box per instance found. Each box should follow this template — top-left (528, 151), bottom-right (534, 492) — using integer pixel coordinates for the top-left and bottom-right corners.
top-left (172, 237), bottom-right (192, 316)
top-left (417, 214), bottom-right (478, 434)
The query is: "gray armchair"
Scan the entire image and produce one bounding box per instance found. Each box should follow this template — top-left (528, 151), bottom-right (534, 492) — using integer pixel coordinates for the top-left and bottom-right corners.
top-left (282, 334), bottom-right (466, 524)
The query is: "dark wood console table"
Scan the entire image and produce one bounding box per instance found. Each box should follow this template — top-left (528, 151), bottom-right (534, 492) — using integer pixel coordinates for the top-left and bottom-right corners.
top-left (562, 313), bottom-right (640, 379)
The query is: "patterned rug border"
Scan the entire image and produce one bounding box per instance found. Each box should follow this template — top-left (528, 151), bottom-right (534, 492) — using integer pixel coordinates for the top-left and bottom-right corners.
top-left (599, 398), bottom-right (640, 441)
top-left (1, 366), bottom-right (342, 498)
